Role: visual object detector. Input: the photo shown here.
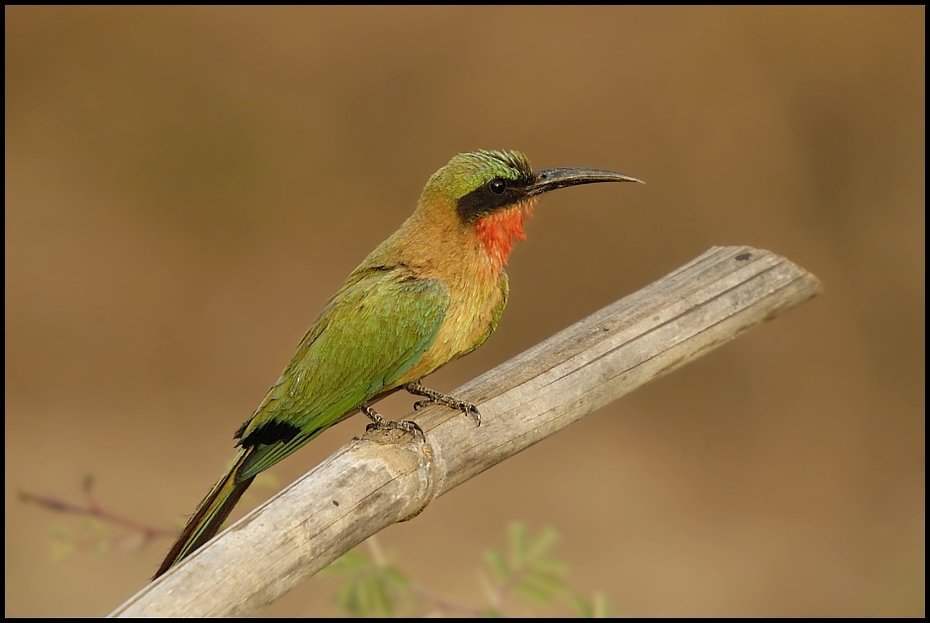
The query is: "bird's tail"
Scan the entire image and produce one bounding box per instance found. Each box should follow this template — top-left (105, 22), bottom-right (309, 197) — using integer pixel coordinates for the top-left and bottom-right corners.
top-left (153, 448), bottom-right (256, 579)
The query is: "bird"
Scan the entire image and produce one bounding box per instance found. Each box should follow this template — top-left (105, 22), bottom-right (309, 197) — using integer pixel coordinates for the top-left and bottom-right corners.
top-left (153, 149), bottom-right (642, 578)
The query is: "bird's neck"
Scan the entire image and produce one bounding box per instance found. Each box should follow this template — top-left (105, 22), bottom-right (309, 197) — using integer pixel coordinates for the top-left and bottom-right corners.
top-left (473, 200), bottom-right (536, 268)
top-left (371, 197), bottom-right (535, 281)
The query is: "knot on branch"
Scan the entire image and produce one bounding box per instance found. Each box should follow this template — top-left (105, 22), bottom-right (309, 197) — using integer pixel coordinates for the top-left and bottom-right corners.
top-left (358, 424), bottom-right (438, 523)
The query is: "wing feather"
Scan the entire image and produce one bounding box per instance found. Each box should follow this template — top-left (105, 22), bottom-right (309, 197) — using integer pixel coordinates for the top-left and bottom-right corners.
top-left (235, 270), bottom-right (449, 479)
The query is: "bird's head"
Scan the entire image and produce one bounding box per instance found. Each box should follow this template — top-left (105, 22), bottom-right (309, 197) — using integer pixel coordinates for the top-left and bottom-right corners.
top-left (420, 149), bottom-right (642, 266)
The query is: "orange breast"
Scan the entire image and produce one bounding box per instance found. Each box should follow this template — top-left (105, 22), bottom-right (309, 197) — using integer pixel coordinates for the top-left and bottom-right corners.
top-left (394, 237), bottom-right (508, 385)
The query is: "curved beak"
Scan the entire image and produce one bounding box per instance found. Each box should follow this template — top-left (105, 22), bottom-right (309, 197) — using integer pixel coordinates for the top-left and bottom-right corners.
top-left (526, 168), bottom-right (644, 197)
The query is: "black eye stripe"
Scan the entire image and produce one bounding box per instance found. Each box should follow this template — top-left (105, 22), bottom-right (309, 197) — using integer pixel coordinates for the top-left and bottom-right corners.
top-left (456, 177), bottom-right (530, 223)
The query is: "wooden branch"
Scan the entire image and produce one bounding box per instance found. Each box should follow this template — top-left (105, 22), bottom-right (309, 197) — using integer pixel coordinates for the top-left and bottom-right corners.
top-left (109, 246), bottom-right (822, 617)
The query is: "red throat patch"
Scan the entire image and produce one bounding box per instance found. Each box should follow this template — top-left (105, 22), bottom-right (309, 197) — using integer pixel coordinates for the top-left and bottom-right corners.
top-left (475, 200), bottom-right (537, 267)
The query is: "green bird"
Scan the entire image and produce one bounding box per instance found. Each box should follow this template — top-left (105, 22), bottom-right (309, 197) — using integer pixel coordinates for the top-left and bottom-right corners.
top-left (153, 150), bottom-right (641, 578)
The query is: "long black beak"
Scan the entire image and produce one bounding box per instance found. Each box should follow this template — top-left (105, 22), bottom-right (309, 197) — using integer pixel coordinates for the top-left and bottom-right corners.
top-left (526, 168), bottom-right (644, 197)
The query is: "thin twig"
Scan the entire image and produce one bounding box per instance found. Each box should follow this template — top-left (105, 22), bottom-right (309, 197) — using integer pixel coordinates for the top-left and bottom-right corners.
top-left (19, 489), bottom-right (175, 542)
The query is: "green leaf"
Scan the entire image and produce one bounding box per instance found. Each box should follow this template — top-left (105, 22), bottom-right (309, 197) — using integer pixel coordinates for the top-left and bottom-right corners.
top-left (512, 568), bottom-right (565, 608)
top-left (380, 566), bottom-right (410, 591)
top-left (357, 576), bottom-right (374, 617)
top-left (368, 574), bottom-right (393, 616)
top-left (484, 548), bottom-right (510, 583)
top-left (324, 542), bottom-right (414, 616)
top-left (334, 577), bottom-right (360, 614)
top-left (320, 549), bottom-right (370, 575)
top-left (48, 528), bottom-right (76, 563)
top-left (526, 526), bottom-right (558, 562)
top-left (570, 594), bottom-right (593, 617)
top-left (519, 568), bottom-right (566, 599)
top-left (514, 579), bottom-right (553, 605)
top-left (508, 522), bottom-right (528, 570)
top-left (570, 592), bottom-right (612, 618)
top-left (85, 518), bottom-right (108, 538)
top-left (531, 556), bottom-right (568, 577)
top-left (48, 526), bottom-right (75, 563)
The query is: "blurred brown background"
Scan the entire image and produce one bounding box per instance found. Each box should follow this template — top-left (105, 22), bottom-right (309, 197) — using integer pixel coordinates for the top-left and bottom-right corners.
top-left (5, 6), bottom-right (924, 617)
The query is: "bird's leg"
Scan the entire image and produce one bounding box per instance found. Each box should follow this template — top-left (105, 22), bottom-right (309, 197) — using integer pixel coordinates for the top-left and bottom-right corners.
top-left (404, 381), bottom-right (481, 427)
top-left (360, 403), bottom-right (425, 440)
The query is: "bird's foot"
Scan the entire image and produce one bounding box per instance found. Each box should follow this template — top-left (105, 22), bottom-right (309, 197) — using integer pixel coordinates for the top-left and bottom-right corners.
top-left (360, 403), bottom-right (425, 441)
top-left (404, 381), bottom-right (481, 427)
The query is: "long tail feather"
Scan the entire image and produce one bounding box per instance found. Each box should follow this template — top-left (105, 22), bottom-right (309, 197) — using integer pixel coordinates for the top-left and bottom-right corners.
top-left (153, 448), bottom-right (256, 579)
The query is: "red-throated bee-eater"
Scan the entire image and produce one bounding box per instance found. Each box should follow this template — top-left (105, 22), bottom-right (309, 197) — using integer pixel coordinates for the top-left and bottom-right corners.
top-left (154, 149), bottom-right (641, 578)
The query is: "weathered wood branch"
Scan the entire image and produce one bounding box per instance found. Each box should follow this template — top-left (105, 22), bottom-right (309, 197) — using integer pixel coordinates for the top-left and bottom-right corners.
top-left (109, 245), bottom-right (822, 617)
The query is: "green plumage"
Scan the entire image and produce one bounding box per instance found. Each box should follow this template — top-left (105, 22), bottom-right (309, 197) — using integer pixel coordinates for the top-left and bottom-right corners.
top-left (153, 268), bottom-right (451, 578)
top-left (153, 149), bottom-right (640, 579)
top-left (236, 269), bottom-right (450, 478)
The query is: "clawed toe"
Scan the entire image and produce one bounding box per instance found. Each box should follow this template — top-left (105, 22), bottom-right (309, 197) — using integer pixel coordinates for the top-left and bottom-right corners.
top-left (367, 418), bottom-right (425, 441)
top-left (410, 397), bottom-right (480, 427)
top-left (465, 404), bottom-right (481, 427)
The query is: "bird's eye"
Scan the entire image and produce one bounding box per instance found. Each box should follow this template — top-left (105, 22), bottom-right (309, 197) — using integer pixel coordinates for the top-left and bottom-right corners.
top-left (488, 178), bottom-right (507, 195)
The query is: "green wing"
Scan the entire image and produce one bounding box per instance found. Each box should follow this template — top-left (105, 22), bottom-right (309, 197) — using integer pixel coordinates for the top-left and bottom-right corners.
top-left (234, 269), bottom-right (450, 479)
